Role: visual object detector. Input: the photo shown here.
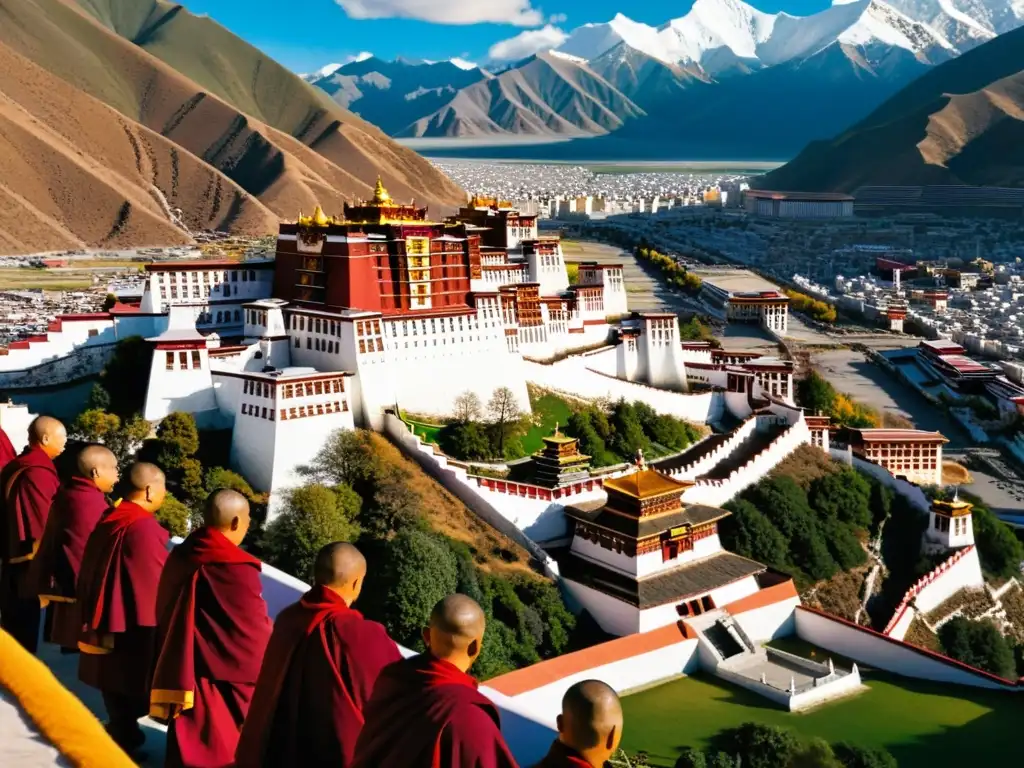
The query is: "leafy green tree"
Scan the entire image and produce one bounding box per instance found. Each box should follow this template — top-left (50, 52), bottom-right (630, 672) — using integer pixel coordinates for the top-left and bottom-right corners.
top-left (155, 493), bottom-right (191, 538)
top-left (790, 739), bottom-right (841, 768)
top-left (299, 429), bottom-right (377, 493)
top-left (675, 749), bottom-right (707, 768)
top-left (833, 743), bottom-right (897, 768)
top-left (101, 293), bottom-right (118, 312)
top-left (568, 410), bottom-right (616, 466)
top-left (707, 755), bottom-right (738, 768)
top-left (797, 372), bottom-right (836, 416)
top-left (971, 502), bottom-right (1024, 579)
top-left (721, 500), bottom-right (789, 570)
top-left (713, 723), bottom-right (799, 768)
top-left (263, 484), bottom-right (362, 580)
top-left (364, 528), bottom-right (458, 648)
top-left (155, 412), bottom-right (200, 470)
top-left (204, 467), bottom-right (258, 499)
top-left (512, 575), bottom-right (575, 658)
top-left (822, 519), bottom-right (868, 571)
top-left (363, 463), bottom-right (421, 540)
top-left (86, 383), bottom-right (111, 411)
top-left (105, 415), bottom-right (151, 466)
top-left (810, 470), bottom-right (872, 529)
top-left (609, 400), bottom-right (650, 459)
top-left (71, 409), bottom-right (121, 443)
top-left (452, 391), bottom-right (482, 423)
top-left (180, 457), bottom-right (206, 507)
top-left (938, 617), bottom-right (1015, 679)
top-left (441, 422), bottom-right (492, 461)
top-left (869, 481), bottom-right (894, 531)
top-left (99, 336), bottom-right (152, 418)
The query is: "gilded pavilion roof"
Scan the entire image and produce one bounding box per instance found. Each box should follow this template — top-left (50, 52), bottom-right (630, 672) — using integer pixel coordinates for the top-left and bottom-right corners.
top-left (603, 468), bottom-right (691, 500)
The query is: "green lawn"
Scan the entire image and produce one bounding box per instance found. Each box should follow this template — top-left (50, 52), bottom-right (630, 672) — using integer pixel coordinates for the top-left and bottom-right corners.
top-left (407, 420), bottom-right (443, 444)
top-left (521, 391), bottom-right (574, 455)
top-left (620, 672), bottom-right (1023, 767)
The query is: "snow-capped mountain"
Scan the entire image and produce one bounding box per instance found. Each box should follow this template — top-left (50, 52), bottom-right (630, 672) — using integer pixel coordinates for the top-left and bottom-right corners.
top-left (555, 0), bottom-right (956, 76)
top-left (880, 0), bottom-right (1024, 48)
top-left (300, 53), bottom-right (373, 82)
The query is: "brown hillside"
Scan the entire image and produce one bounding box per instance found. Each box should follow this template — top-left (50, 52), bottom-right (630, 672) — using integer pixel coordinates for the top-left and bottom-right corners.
top-left (0, 0), bottom-right (464, 253)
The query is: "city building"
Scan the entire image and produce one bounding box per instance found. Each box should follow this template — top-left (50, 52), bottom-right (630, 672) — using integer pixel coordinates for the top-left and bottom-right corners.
top-left (699, 272), bottom-right (789, 335)
top-left (838, 427), bottom-right (949, 486)
top-left (744, 190), bottom-right (854, 219)
top-left (917, 339), bottom-right (999, 389)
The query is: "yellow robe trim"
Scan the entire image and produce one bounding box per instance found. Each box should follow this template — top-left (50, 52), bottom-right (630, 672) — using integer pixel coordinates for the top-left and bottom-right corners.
top-left (8, 540), bottom-right (40, 564)
top-left (78, 635), bottom-right (115, 655)
top-left (0, 628), bottom-right (135, 767)
top-left (150, 689), bottom-right (196, 720)
top-left (38, 594), bottom-right (75, 608)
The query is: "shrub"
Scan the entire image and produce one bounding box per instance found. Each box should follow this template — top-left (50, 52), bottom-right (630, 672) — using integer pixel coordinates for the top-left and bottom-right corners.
top-left (938, 617), bottom-right (1015, 679)
top-left (262, 484), bottom-right (362, 580)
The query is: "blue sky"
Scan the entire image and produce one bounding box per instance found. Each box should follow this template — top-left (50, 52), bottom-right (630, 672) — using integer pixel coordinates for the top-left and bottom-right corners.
top-left (187, 0), bottom-right (835, 73)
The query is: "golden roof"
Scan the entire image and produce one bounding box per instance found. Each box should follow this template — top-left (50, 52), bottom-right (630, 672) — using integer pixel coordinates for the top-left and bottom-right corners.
top-left (371, 176), bottom-right (392, 206)
top-left (932, 498), bottom-right (973, 517)
top-left (603, 468), bottom-right (691, 500)
top-left (297, 205), bottom-right (334, 227)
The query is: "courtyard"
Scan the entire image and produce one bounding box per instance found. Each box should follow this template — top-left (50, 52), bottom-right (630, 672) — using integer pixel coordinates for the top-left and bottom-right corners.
top-left (619, 669), bottom-right (1022, 767)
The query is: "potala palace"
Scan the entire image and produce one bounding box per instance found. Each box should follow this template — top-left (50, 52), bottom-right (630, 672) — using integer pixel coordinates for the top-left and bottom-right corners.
top-left (3, 183), bottom-right (1019, 751)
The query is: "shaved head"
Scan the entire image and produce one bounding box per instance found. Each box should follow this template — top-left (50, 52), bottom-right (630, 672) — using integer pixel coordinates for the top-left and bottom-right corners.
top-left (314, 542), bottom-right (366, 587)
top-left (28, 415), bottom-right (67, 459)
top-left (424, 594), bottom-right (486, 672)
top-left (124, 462), bottom-right (166, 513)
top-left (77, 445), bottom-right (119, 493)
top-left (203, 489), bottom-right (251, 546)
top-left (559, 680), bottom-right (623, 763)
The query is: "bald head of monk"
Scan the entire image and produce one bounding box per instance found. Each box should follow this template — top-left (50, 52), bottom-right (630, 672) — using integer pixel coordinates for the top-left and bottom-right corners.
top-left (314, 542), bottom-right (367, 606)
top-left (557, 680), bottom-right (623, 767)
top-left (77, 445), bottom-right (119, 494)
top-left (422, 594), bottom-right (486, 674)
top-left (203, 488), bottom-right (251, 547)
top-left (123, 462), bottom-right (166, 513)
top-left (28, 415), bottom-right (67, 460)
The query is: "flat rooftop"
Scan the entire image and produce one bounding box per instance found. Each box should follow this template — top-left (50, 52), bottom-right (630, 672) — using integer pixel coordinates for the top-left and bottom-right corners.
top-left (691, 268), bottom-right (783, 296)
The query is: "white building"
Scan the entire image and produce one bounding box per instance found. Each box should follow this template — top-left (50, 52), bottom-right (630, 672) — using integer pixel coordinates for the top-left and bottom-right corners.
top-left (925, 496), bottom-right (976, 552)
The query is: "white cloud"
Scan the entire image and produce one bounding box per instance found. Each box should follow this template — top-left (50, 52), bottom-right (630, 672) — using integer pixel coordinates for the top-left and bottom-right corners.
top-left (335, 0), bottom-right (544, 27)
top-left (488, 24), bottom-right (568, 60)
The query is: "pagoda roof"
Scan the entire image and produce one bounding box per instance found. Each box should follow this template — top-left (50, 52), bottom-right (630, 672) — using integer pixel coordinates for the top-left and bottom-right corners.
top-left (542, 433), bottom-right (577, 446)
top-left (932, 498), bottom-right (973, 517)
top-left (603, 468), bottom-right (690, 500)
top-left (560, 551), bottom-right (765, 609)
top-left (566, 502), bottom-right (728, 540)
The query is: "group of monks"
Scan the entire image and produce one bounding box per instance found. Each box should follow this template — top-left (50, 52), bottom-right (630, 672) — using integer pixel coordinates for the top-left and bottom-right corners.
top-left (0, 417), bottom-right (626, 768)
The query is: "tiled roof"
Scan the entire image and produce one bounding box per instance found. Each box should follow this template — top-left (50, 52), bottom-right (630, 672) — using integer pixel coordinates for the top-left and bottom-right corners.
top-left (560, 552), bottom-right (765, 609)
top-left (603, 469), bottom-right (690, 500)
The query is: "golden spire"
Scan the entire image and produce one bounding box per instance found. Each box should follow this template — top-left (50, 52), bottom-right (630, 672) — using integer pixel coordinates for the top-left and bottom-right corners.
top-left (373, 176), bottom-right (392, 205)
top-left (312, 205), bottom-right (329, 226)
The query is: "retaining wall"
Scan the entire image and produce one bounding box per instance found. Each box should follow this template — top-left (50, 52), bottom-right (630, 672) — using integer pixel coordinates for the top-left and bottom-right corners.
top-left (794, 606), bottom-right (1020, 691)
top-left (663, 417), bottom-right (758, 481)
top-left (884, 546), bottom-right (984, 639)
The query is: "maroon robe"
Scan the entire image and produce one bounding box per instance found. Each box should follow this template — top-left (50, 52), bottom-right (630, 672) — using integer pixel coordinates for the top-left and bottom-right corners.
top-left (533, 742), bottom-right (593, 768)
top-left (352, 653), bottom-right (519, 768)
top-left (28, 477), bottom-right (109, 649)
top-left (76, 500), bottom-right (170, 698)
top-left (0, 427), bottom-right (15, 471)
top-left (236, 584), bottom-right (402, 768)
top-left (0, 446), bottom-right (60, 651)
top-left (151, 526), bottom-right (272, 768)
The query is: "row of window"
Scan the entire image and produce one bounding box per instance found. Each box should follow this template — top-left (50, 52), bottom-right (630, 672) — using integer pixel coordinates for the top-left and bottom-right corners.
top-left (280, 401), bottom-right (349, 420)
top-left (934, 515), bottom-right (969, 535)
top-left (198, 309), bottom-right (242, 325)
top-left (165, 351), bottom-right (201, 370)
top-left (242, 403), bottom-right (275, 420)
top-left (291, 315), bottom-right (342, 337)
top-left (355, 320), bottom-right (383, 337)
top-left (243, 379), bottom-right (273, 398)
top-left (282, 380), bottom-right (344, 398)
top-left (246, 309), bottom-right (268, 327)
top-left (298, 337), bottom-right (342, 354)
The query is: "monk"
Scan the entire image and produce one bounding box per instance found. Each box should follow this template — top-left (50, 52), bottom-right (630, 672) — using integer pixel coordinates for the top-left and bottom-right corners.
top-left (151, 489), bottom-right (272, 768)
top-left (77, 462), bottom-right (170, 755)
top-left (534, 681), bottom-right (623, 768)
top-left (30, 445), bottom-right (119, 652)
top-left (237, 541), bottom-right (401, 767)
top-left (0, 415), bottom-right (66, 652)
top-left (0, 423), bottom-right (15, 469)
top-left (352, 594), bottom-right (518, 768)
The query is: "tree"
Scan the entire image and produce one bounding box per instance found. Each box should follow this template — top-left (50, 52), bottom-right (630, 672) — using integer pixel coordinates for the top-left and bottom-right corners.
top-left (938, 617), bottom-right (1015, 679)
top-left (299, 429), bottom-right (376, 492)
top-left (452, 391), bottom-right (482, 423)
top-left (155, 493), bottom-right (191, 538)
top-left (204, 467), bottom-right (258, 499)
top-left (155, 412), bottom-right (200, 470)
top-left (487, 387), bottom-right (523, 457)
top-left (721, 500), bottom-right (789, 570)
top-left (71, 409), bottom-right (121, 443)
top-left (440, 422), bottom-right (492, 461)
top-left (263, 484), bottom-right (362, 580)
top-left (712, 723), bottom-right (799, 768)
top-left (833, 744), bottom-right (897, 768)
top-left (363, 463), bottom-right (421, 539)
top-left (797, 372), bottom-right (836, 416)
top-left (810, 470), bottom-right (872, 529)
top-left (971, 502), bottom-right (1024, 579)
top-left (86, 383), bottom-right (111, 411)
top-left (99, 336), bottom-right (152, 418)
top-left (104, 415), bottom-right (151, 466)
top-left (180, 457), bottom-right (206, 507)
top-left (101, 293), bottom-right (118, 312)
top-left (822, 519), bottom-right (868, 571)
top-left (790, 739), bottom-right (841, 768)
top-left (511, 575), bottom-right (575, 659)
top-left (363, 528), bottom-right (458, 648)
top-left (609, 400), bottom-right (650, 459)
top-left (675, 749), bottom-right (707, 768)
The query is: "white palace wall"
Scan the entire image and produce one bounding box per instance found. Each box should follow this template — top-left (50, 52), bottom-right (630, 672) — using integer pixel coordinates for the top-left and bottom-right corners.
top-left (570, 533), bottom-right (723, 579)
top-left (884, 546), bottom-right (984, 640)
top-left (795, 607), bottom-right (1020, 690)
top-left (0, 402), bottom-right (36, 453)
top-left (663, 418), bottom-right (759, 481)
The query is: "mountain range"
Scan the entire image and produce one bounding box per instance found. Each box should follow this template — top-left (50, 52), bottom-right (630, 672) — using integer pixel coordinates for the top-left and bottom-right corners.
top-left (304, 0), bottom-right (1024, 158)
top-left (761, 23), bottom-right (1024, 189)
top-left (0, 0), bottom-right (463, 255)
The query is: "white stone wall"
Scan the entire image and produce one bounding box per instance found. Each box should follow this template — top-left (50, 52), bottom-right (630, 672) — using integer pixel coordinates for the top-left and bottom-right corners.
top-left (504, 637), bottom-right (700, 727)
top-left (570, 533), bottom-right (723, 579)
top-left (563, 579), bottom-right (641, 636)
top-left (731, 596), bottom-right (801, 644)
top-left (0, 402), bottom-right (36, 453)
top-left (525, 357), bottom-right (725, 425)
top-left (664, 418), bottom-right (759, 481)
top-left (143, 347), bottom-right (219, 426)
top-left (795, 607), bottom-right (1020, 689)
top-left (709, 576), bottom-right (761, 612)
top-left (639, 317), bottom-right (688, 392)
top-left (884, 547), bottom-right (984, 639)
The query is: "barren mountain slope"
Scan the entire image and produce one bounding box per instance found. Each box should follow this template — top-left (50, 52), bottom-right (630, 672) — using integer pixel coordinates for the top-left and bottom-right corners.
top-left (0, 39), bottom-right (278, 254)
top-left (400, 53), bottom-right (644, 138)
top-left (761, 25), bottom-right (1024, 190)
top-left (0, 0), bottom-right (463, 253)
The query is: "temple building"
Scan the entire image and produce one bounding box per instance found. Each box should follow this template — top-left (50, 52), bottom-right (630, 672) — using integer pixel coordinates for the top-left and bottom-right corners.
top-left (532, 430), bottom-right (591, 489)
top-left (925, 495), bottom-right (975, 553)
top-left (837, 427), bottom-right (948, 486)
top-left (559, 460), bottom-right (769, 636)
